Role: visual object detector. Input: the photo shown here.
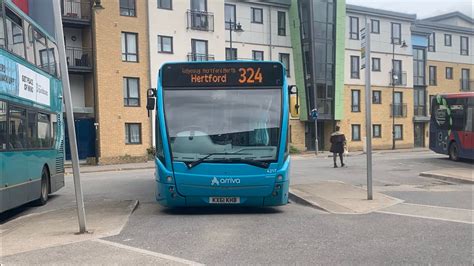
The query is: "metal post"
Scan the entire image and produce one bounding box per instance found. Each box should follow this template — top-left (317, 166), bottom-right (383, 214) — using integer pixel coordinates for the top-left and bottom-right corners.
top-left (364, 22), bottom-right (373, 200)
top-left (392, 41), bottom-right (396, 150)
top-left (52, 0), bottom-right (87, 233)
top-left (229, 20), bottom-right (233, 51)
top-left (314, 119), bottom-right (318, 155)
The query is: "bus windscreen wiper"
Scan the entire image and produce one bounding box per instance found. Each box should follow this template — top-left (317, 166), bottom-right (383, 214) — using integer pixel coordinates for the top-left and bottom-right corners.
top-left (222, 158), bottom-right (270, 169)
top-left (186, 152), bottom-right (250, 169)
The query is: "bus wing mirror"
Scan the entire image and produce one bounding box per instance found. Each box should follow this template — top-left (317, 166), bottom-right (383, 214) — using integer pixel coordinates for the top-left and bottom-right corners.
top-left (146, 88), bottom-right (157, 117)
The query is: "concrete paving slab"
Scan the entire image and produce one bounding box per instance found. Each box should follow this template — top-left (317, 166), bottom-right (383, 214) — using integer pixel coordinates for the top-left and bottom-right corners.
top-left (0, 239), bottom-right (189, 265)
top-left (377, 203), bottom-right (473, 224)
top-left (0, 199), bottom-right (138, 257)
top-left (290, 181), bottom-right (403, 214)
top-left (420, 168), bottom-right (473, 184)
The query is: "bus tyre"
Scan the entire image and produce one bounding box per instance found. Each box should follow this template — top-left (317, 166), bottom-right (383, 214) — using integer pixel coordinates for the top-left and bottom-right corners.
top-left (449, 142), bottom-right (459, 161)
top-left (35, 168), bottom-right (50, 206)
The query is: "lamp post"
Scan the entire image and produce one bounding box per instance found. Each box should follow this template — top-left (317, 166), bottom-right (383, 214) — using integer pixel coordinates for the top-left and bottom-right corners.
top-left (391, 39), bottom-right (408, 150)
top-left (226, 19), bottom-right (243, 59)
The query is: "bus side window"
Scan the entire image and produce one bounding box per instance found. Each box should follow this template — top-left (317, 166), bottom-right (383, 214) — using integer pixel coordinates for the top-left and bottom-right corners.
top-left (5, 8), bottom-right (25, 59)
top-left (24, 23), bottom-right (36, 66)
top-left (47, 40), bottom-right (60, 77)
top-left (0, 4), bottom-right (5, 49)
top-left (27, 110), bottom-right (38, 148)
top-left (0, 101), bottom-right (7, 150)
top-left (33, 29), bottom-right (49, 73)
top-left (38, 113), bottom-right (52, 148)
top-left (466, 107), bottom-right (473, 132)
top-left (156, 118), bottom-right (165, 163)
top-left (9, 106), bottom-right (27, 149)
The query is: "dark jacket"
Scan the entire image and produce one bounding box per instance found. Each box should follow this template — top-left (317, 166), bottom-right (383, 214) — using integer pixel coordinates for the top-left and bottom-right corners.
top-left (329, 131), bottom-right (346, 153)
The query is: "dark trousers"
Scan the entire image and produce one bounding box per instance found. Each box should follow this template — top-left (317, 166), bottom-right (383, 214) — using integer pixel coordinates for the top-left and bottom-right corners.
top-left (333, 152), bottom-right (344, 165)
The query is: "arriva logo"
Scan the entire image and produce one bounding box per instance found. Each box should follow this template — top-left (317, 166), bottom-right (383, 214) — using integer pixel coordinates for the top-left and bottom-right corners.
top-left (211, 177), bottom-right (241, 186)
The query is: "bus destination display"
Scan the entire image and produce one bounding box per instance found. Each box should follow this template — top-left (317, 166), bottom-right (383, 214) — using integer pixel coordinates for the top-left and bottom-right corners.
top-left (161, 62), bottom-right (283, 87)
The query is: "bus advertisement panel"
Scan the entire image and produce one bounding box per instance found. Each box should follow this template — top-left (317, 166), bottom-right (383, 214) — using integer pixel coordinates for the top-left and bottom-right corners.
top-left (148, 61), bottom-right (291, 207)
top-left (429, 92), bottom-right (474, 161)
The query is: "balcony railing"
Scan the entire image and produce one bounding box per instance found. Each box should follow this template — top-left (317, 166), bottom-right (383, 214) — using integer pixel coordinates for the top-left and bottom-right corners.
top-left (414, 105), bottom-right (426, 116)
top-left (187, 10), bottom-right (214, 32)
top-left (460, 79), bottom-right (473, 91)
top-left (61, 0), bottom-right (91, 21)
top-left (316, 98), bottom-right (332, 116)
top-left (187, 53), bottom-right (215, 62)
top-left (389, 71), bottom-right (407, 86)
top-left (390, 103), bottom-right (407, 117)
top-left (66, 47), bottom-right (92, 70)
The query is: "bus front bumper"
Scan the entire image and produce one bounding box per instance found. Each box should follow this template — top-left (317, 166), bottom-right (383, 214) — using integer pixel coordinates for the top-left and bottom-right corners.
top-left (155, 180), bottom-right (289, 207)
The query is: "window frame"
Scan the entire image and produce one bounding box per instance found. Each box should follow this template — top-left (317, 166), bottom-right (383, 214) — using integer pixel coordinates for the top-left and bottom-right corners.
top-left (394, 124), bottom-right (403, 140)
top-left (157, 0), bottom-right (172, 10)
top-left (429, 65), bottom-right (437, 86)
top-left (350, 55), bottom-right (360, 79)
top-left (225, 4), bottom-right (236, 30)
top-left (391, 22), bottom-right (401, 45)
top-left (252, 50), bottom-right (264, 61)
top-left (277, 11), bottom-right (286, 36)
top-left (349, 16), bottom-right (359, 40)
top-left (372, 90), bottom-right (382, 104)
top-left (279, 53), bottom-right (290, 77)
top-left (125, 123), bottom-right (142, 145)
top-left (120, 0), bottom-right (136, 17)
top-left (351, 89), bottom-right (361, 112)
top-left (351, 124), bottom-right (361, 141)
top-left (372, 57), bottom-right (381, 72)
top-left (225, 47), bottom-right (237, 60)
top-left (121, 32), bottom-right (139, 62)
top-left (371, 19), bottom-right (380, 34)
top-left (444, 34), bottom-right (451, 46)
top-left (460, 36), bottom-right (469, 56)
top-left (445, 67), bottom-right (453, 80)
top-left (251, 7), bottom-right (263, 24)
top-left (428, 32), bottom-right (435, 52)
top-left (123, 77), bottom-right (140, 107)
top-left (157, 35), bottom-right (173, 54)
top-left (373, 124), bottom-right (381, 138)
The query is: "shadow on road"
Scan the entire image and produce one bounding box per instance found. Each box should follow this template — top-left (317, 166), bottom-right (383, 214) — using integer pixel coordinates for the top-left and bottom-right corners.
top-left (161, 205), bottom-right (284, 216)
top-left (0, 195), bottom-right (60, 224)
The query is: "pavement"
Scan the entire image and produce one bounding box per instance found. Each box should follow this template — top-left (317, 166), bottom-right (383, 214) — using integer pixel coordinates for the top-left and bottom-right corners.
top-left (420, 167), bottom-right (473, 184)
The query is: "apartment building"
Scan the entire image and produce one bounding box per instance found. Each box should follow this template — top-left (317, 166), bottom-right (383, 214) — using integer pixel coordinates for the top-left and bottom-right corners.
top-left (343, 5), bottom-right (416, 151)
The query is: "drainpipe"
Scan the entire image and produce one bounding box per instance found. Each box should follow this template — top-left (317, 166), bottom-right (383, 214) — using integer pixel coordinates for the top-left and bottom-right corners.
top-left (268, 6), bottom-right (272, 60)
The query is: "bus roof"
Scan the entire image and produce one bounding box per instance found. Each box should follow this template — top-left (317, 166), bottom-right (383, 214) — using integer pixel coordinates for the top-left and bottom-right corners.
top-left (438, 92), bottom-right (474, 99)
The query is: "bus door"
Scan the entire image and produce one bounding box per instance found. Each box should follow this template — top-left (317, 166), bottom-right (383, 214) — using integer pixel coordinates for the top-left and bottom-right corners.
top-left (463, 104), bottom-right (473, 158)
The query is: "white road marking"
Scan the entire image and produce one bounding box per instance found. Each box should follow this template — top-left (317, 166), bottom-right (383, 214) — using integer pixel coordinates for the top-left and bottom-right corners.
top-left (94, 239), bottom-right (204, 266)
top-left (377, 203), bottom-right (473, 224)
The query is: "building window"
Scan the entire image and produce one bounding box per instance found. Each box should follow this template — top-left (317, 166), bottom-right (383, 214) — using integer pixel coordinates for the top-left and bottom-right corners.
top-left (158, 0), bottom-right (172, 10)
top-left (372, 57), bottom-right (381, 71)
top-left (428, 32), bottom-right (435, 52)
top-left (373, 124), bottom-right (381, 138)
top-left (279, 53), bottom-right (290, 77)
top-left (392, 60), bottom-right (403, 85)
top-left (444, 34), bottom-right (451, 46)
top-left (225, 4), bottom-right (236, 29)
top-left (351, 90), bottom-right (360, 112)
top-left (391, 23), bottom-right (401, 44)
top-left (349, 16), bottom-right (359, 40)
top-left (371, 19), bottom-right (379, 34)
top-left (460, 36), bottom-right (469, 55)
top-left (352, 124), bottom-right (361, 141)
top-left (252, 50), bottom-right (264, 61)
top-left (251, 7), bottom-right (263, 24)
top-left (445, 67), bottom-right (453, 80)
top-left (461, 68), bottom-right (470, 91)
top-left (414, 87), bottom-right (426, 116)
top-left (121, 32), bottom-right (138, 62)
top-left (277, 11), bottom-right (286, 36)
top-left (120, 0), bottom-right (136, 16)
top-left (429, 66), bottom-right (437, 86)
top-left (190, 39), bottom-right (208, 61)
top-left (123, 77), bottom-right (140, 106)
top-left (394, 125), bottom-right (403, 140)
top-left (413, 48), bottom-right (426, 86)
top-left (125, 123), bottom-right (141, 144)
top-left (225, 48), bottom-right (237, 60)
top-left (158, 35), bottom-right (173, 53)
top-left (372, 90), bottom-right (381, 104)
top-left (350, 56), bottom-right (360, 79)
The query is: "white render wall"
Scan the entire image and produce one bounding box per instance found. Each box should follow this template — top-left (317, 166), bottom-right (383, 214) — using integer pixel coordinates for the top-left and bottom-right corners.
top-left (345, 12), bottom-right (413, 88)
top-left (426, 29), bottom-right (473, 64)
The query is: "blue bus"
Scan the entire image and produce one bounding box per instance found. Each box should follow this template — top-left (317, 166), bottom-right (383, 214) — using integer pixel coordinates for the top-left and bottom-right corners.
top-left (147, 61), bottom-right (293, 207)
top-left (0, 1), bottom-right (64, 213)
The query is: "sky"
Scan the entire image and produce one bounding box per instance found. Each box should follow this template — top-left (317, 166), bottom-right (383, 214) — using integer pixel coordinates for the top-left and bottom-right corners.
top-left (346, 0), bottom-right (474, 19)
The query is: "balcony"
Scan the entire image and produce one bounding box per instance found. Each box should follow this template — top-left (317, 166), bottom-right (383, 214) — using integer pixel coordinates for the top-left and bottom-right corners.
top-left (66, 47), bottom-right (92, 73)
top-left (389, 71), bottom-right (407, 86)
top-left (61, 0), bottom-right (91, 26)
top-left (390, 103), bottom-right (407, 118)
top-left (187, 53), bottom-right (215, 62)
top-left (187, 10), bottom-right (214, 32)
top-left (413, 105), bottom-right (430, 122)
top-left (460, 79), bottom-right (473, 91)
top-left (316, 98), bottom-right (332, 120)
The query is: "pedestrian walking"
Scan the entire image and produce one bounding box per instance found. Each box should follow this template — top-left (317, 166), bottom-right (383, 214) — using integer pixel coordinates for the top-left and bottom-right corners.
top-left (330, 126), bottom-right (346, 168)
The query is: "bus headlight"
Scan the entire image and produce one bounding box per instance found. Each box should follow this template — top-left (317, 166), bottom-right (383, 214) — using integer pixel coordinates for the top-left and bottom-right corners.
top-left (277, 175), bottom-right (283, 181)
top-left (166, 176), bottom-right (173, 182)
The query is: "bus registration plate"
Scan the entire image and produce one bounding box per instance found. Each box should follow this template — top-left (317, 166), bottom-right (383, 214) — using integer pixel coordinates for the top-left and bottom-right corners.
top-left (209, 197), bottom-right (240, 204)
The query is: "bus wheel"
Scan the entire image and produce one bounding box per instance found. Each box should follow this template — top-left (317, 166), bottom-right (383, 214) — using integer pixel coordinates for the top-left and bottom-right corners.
top-left (34, 167), bottom-right (50, 206)
top-left (449, 142), bottom-right (459, 161)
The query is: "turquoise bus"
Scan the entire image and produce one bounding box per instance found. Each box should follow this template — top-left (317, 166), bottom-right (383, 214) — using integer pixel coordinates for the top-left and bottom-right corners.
top-left (147, 61), bottom-right (293, 207)
top-left (0, 1), bottom-right (64, 213)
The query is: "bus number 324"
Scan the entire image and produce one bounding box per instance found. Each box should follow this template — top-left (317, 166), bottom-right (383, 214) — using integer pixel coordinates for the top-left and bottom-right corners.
top-left (238, 67), bottom-right (263, 84)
